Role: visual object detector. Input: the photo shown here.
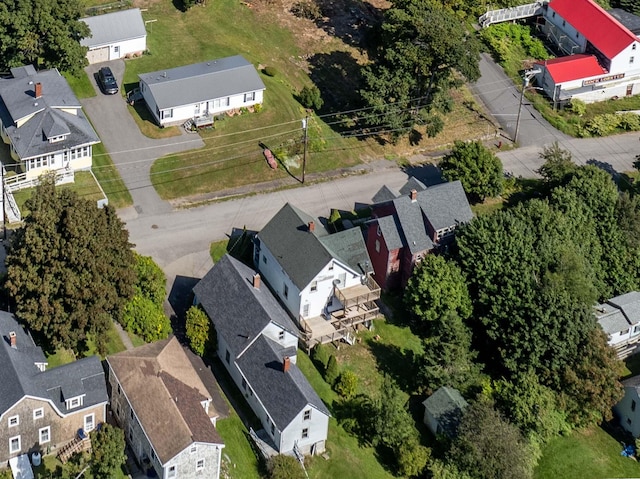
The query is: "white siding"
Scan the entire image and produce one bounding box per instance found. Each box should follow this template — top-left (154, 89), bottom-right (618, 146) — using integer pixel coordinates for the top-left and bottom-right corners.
top-left (279, 405), bottom-right (328, 455)
top-left (257, 244), bottom-right (302, 321)
top-left (609, 43), bottom-right (640, 74)
top-left (299, 261), bottom-right (362, 319)
top-left (261, 323), bottom-right (298, 354)
top-left (615, 386), bottom-right (640, 437)
top-left (110, 36), bottom-right (146, 60)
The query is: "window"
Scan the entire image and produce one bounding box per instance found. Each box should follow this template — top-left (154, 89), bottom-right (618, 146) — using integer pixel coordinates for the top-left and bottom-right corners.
top-left (130, 409), bottom-right (134, 419)
top-left (196, 459), bottom-right (205, 471)
top-left (283, 284), bottom-right (289, 299)
top-left (33, 408), bottom-right (44, 420)
top-left (631, 56), bottom-right (635, 64)
top-left (114, 46), bottom-right (120, 53)
top-left (270, 423), bottom-right (275, 435)
top-left (302, 428), bottom-right (309, 439)
top-left (633, 400), bottom-right (637, 412)
top-left (262, 255), bottom-right (267, 264)
top-left (161, 109), bottom-right (173, 120)
top-left (9, 436), bottom-right (20, 454)
top-left (310, 281), bottom-right (318, 292)
top-left (244, 92), bottom-right (255, 102)
top-left (628, 418), bottom-right (633, 425)
top-left (328, 263), bottom-right (334, 271)
top-left (303, 303), bottom-right (309, 317)
top-left (167, 466), bottom-right (176, 478)
top-left (190, 445), bottom-right (197, 454)
top-left (375, 239), bottom-right (380, 253)
top-left (552, 11), bottom-right (556, 17)
top-left (622, 329), bottom-right (630, 336)
top-left (303, 409), bottom-right (311, 421)
top-left (118, 384), bottom-right (121, 395)
top-left (225, 350), bottom-right (230, 364)
top-left (8, 416), bottom-right (19, 427)
top-left (214, 97), bottom-right (230, 109)
top-left (634, 44), bottom-right (637, 50)
top-left (67, 397), bottom-right (82, 409)
top-left (575, 31), bottom-right (579, 38)
top-left (39, 427), bottom-right (50, 444)
top-left (84, 413), bottom-right (95, 432)
top-left (242, 377), bottom-right (247, 390)
top-left (562, 20), bottom-right (566, 26)
top-left (633, 325), bottom-right (640, 336)
top-left (278, 330), bottom-right (285, 341)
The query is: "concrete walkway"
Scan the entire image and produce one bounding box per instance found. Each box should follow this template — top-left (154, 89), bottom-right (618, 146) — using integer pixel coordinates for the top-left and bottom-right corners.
top-left (81, 60), bottom-right (204, 217)
top-left (112, 320), bottom-right (134, 351)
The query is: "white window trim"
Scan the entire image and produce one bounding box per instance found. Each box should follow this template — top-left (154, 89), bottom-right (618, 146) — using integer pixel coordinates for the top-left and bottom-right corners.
top-left (33, 408), bottom-right (44, 420)
top-left (84, 413), bottom-right (95, 432)
top-left (167, 465), bottom-right (177, 478)
top-left (66, 396), bottom-right (84, 409)
top-left (9, 435), bottom-right (20, 454)
top-left (8, 415), bottom-right (19, 427)
top-left (196, 458), bottom-right (205, 471)
top-left (190, 445), bottom-right (197, 454)
top-left (39, 426), bottom-right (51, 444)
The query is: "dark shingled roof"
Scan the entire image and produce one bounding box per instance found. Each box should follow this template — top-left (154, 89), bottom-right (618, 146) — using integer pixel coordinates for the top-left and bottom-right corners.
top-left (193, 254), bottom-right (298, 357)
top-left (416, 180), bottom-right (473, 231)
top-left (398, 177), bottom-right (427, 196)
top-left (422, 386), bottom-right (468, 438)
top-left (392, 195), bottom-right (434, 254)
top-left (0, 312), bottom-right (107, 418)
top-left (107, 337), bottom-right (224, 464)
top-left (0, 67), bottom-right (99, 160)
top-left (372, 185), bottom-right (400, 204)
top-left (236, 336), bottom-right (329, 430)
top-left (608, 8), bottom-right (640, 35)
top-left (258, 203), bottom-right (373, 289)
top-left (376, 215), bottom-right (404, 250)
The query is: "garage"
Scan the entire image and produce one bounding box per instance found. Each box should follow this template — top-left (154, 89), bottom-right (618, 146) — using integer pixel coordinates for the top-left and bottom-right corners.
top-left (86, 47), bottom-right (109, 65)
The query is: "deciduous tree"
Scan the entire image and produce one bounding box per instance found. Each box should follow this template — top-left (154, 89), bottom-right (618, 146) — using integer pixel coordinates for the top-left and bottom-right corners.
top-left (90, 424), bottom-right (126, 479)
top-left (440, 140), bottom-right (503, 202)
top-left (185, 305), bottom-right (213, 357)
top-left (5, 176), bottom-right (136, 353)
top-left (0, 0), bottom-right (90, 73)
top-left (133, 253), bottom-right (166, 306)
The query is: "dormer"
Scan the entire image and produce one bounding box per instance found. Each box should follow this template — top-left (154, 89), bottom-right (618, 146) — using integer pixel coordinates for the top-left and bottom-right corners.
top-left (65, 394), bottom-right (85, 410)
top-left (41, 112), bottom-right (70, 144)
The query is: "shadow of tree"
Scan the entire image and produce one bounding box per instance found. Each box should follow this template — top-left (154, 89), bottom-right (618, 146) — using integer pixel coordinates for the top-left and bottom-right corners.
top-left (401, 163), bottom-right (444, 187)
top-left (310, 0), bottom-right (383, 50)
top-left (367, 340), bottom-right (421, 393)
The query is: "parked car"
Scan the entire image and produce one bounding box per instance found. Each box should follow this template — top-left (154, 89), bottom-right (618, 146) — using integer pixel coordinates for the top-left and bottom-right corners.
top-left (97, 67), bottom-right (118, 95)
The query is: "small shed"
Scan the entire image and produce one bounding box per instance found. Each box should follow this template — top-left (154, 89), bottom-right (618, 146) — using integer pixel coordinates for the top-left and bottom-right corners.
top-left (422, 386), bottom-right (468, 438)
top-left (81, 9), bottom-right (147, 64)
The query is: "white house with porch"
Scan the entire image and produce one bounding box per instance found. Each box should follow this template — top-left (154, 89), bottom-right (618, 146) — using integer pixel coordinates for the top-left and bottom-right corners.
top-left (254, 203), bottom-right (380, 349)
top-left (595, 291), bottom-right (640, 359)
top-left (193, 255), bottom-right (330, 457)
top-left (138, 56), bottom-right (266, 127)
top-left (0, 65), bottom-right (100, 181)
top-left (80, 8), bottom-right (147, 64)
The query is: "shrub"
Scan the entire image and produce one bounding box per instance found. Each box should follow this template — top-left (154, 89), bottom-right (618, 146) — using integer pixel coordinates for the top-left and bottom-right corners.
top-left (263, 66), bottom-right (278, 77)
top-left (291, 0), bottom-right (321, 20)
top-left (254, 103), bottom-right (263, 113)
top-left (267, 455), bottom-right (305, 479)
top-left (312, 343), bottom-right (330, 371)
top-left (325, 355), bottom-right (340, 385)
top-left (134, 253), bottom-right (166, 306)
top-left (567, 98), bottom-right (586, 116)
top-left (397, 438), bottom-right (430, 477)
top-left (584, 113), bottom-right (621, 136)
top-left (334, 370), bottom-right (358, 399)
top-left (618, 112), bottom-right (640, 131)
top-left (185, 306), bottom-right (215, 357)
top-left (121, 295), bottom-right (172, 342)
top-left (298, 85), bottom-right (324, 110)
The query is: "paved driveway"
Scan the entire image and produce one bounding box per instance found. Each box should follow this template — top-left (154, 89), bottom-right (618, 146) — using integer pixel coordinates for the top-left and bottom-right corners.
top-left (81, 60), bottom-right (204, 217)
top-left (470, 52), bottom-right (570, 147)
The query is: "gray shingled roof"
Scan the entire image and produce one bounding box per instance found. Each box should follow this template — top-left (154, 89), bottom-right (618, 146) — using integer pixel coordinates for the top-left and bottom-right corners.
top-left (0, 67), bottom-right (99, 160)
top-left (416, 180), bottom-right (474, 231)
top-left (139, 56), bottom-right (266, 110)
top-left (392, 195), bottom-right (434, 255)
top-left (398, 177), bottom-right (427, 196)
top-left (372, 185), bottom-right (400, 204)
top-left (258, 203), bottom-right (373, 290)
top-left (376, 215), bottom-right (404, 250)
top-left (236, 335), bottom-right (329, 430)
top-left (193, 254), bottom-right (298, 357)
top-left (608, 8), bottom-right (640, 34)
top-left (320, 228), bottom-right (373, 275)
top-left (0, 312), bottom-right (107, 418)
top-left (81, 8), bottom-right (146, 48)
top-left (422, 386), bottom-right (468, 438)
top-left (596, 291), bottom-right (640, 334)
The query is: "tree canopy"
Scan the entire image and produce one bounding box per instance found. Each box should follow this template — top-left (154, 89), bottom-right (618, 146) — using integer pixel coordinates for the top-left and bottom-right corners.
top-left (0, 0), bottom-right (90, 73)
top-left (360, 0), bottom-right (480, 141)
top-left (440, 140), bottom-right (504, 202)
top-left (90, 424), bottom-right (126, 479)
top-left (5, 177), bottom-right (136, 353)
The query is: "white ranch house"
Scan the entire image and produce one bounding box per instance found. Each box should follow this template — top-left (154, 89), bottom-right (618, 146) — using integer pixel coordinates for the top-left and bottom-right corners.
top-left (138, 56), bottom-right (266, 127)
top-left (0, 65), bottom-right (99, 181)
top-left (80, 9), bottom-right (147, 64)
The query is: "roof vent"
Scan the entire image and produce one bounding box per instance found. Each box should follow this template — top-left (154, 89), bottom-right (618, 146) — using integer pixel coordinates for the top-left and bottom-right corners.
top-left (33, 102), bottom-right (38, 107)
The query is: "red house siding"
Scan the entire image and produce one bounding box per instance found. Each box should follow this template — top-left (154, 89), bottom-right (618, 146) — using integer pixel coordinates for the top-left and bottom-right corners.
top-left (366, 222), bottom-right (393, 290)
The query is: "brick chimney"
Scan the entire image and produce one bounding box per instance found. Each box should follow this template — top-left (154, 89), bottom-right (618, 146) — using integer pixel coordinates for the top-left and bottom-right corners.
top-left (410, 189), bottom-right (418, 202)
top-left (9, 331), bottom-right (16, 349)
top-left (34, 82), bottom-right (42, 99)
top-left (283, 356), bottom-right (291, 373)
top-left (308, 221), bottom-right (315, 233)
top-left (253, 273), bottom-right (261, 289)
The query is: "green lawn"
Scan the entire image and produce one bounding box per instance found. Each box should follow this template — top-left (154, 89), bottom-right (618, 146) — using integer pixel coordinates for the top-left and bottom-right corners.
top-left (535, 426), bottom-right (640, 479)
top-left (63, 71), bottom-right (96, 99)
top-left (33, 453), bottom-right (129, 479)
top-left (216, 415), bottom-right (262, 479)
top-left (12, 171), bottom-right (107, 216)
top-left (91, 142), bottom-right (133, 208)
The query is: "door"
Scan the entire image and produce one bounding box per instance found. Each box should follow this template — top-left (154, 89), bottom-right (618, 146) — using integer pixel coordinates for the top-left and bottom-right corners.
top-left (86, 47), bottom-right (109, 64)
top-left (627, 84), bottom-right (634, 96)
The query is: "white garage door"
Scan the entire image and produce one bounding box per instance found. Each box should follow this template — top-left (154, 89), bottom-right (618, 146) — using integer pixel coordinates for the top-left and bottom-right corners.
top-left (86, 47), bottom-right (110, 64)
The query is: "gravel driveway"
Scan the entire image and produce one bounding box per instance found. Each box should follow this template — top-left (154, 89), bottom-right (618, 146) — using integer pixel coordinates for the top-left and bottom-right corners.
top-left (81, 60), bottom-right (204, 218)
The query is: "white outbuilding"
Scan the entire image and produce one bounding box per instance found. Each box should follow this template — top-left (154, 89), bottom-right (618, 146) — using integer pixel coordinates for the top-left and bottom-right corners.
top-left (80, 9), bottom-right (147, 64)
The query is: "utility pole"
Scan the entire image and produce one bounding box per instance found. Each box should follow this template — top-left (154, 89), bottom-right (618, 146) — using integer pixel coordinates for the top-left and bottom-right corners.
top-left (514, 69), bottom-right (541, 145)
top-left (301, 113), bottom-right (309, 184)
top-left (1, 164), bottom-right (6, 241)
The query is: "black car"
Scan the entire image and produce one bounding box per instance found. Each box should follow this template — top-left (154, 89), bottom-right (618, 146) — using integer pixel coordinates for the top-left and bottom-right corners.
top-left (97, 67), bottom-right (118, 95)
